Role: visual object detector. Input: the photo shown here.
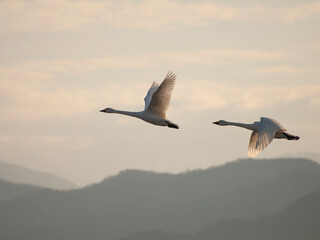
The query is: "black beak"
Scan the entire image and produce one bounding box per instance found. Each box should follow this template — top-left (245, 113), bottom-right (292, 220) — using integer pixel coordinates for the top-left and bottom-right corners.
top-left (100, 109), bottom-right (105, 113)
top-left (213, 121), bottom-right (219, 125)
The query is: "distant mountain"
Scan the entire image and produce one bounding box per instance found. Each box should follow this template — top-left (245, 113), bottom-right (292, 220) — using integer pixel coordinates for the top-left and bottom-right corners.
top-left (0, 178), bottom-right (43, 201)
top-left (121, 189), bottom-right (320, 240)
top-left (0, 161), bottom-right (78, 190)
top-left (0, 158), bottom-right (320, 240)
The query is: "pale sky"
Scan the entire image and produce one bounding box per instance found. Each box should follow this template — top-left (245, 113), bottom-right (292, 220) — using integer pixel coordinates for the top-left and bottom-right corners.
top-left (1, 0), bottom-right (320, 186)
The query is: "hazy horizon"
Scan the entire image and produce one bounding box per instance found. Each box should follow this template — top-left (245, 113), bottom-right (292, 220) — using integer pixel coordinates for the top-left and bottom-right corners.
top-left (1, 0), bottom-right (320, 185)
top-left (1, 153), bottom-right (320, 187)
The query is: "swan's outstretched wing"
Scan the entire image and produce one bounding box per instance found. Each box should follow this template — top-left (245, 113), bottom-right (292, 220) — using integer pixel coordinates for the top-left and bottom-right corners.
top-left (248, 131), bottom-right (259, 158)
top-left (144, 81), bottom-right (160, 110)
top-left (248, 117), bottom-right (286, 158)
top-left (145, 71), bottom-right (176, 118)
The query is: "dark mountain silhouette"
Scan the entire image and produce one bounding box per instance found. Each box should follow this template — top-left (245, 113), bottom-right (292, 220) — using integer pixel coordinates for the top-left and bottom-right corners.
top-left (120, 230), bottom-right (193, 240)
top-left (0, 161), bottom-right (78, 190)
top-left (0, 158), bottom-right (320, 240)
top-left (0, 178), bottom-right (43, 201)
top-left (196, 189), bottom-right (320, 240)
top-left (120, 189), bottom-right (320, 240)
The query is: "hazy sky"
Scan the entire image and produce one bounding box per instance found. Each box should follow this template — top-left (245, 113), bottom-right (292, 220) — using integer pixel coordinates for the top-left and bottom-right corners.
top-left (1, 0), bottom-right (320, 186)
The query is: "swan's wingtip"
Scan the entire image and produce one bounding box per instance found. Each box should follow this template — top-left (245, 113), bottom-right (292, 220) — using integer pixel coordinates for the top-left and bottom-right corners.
top-left (166, 70), bottom-right (176, 79)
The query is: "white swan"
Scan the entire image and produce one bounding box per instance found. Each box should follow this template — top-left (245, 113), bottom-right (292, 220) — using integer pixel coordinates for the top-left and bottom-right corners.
top-left (213, 117), bottom-right (300, 158)
top-left (100, 71), bottom-right (179, 129)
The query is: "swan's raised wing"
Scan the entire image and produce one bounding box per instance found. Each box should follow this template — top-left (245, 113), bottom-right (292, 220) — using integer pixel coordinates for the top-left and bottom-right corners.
top-left (145, 71), bottom-right (176, 118)
top-left (144, 81), bottom-right (160, 110)
top-left (261, 117), bottom-right (286, 132)
top-left (248, 118), bottom-right (286, 158)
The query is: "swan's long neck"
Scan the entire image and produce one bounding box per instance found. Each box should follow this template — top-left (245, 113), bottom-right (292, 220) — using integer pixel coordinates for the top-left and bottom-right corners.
top-left (223, 121), bottom-right (257, 131)
top-left (109, 109), bottom-right (143, 118)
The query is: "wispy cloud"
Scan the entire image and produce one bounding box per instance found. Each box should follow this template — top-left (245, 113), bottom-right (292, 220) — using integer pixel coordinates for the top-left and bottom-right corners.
top-left (250, 65), bottom-right (306, 75)
top-left (0, 77), bottom-right (148, 120)
top-left (1, 0), bottom-right (319, 33)
top-left (175, 81), bottom-right (320, 111)
top-left (2, 49), bottom-right (285, 75)
top-left (1, 76), bottom-right (320, 121)
top-left (0, 47), bottom-right (317, 120)
top-left (152, 49), bottom-right (285, 66)
top-left (0, 0), bottom-right (106, 33)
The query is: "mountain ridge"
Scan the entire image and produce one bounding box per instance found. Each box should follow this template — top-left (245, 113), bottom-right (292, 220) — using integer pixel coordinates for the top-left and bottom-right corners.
top-left (0, 178), bottom-right (43, 201)
top-left (1, 158), bottom-right (320, 240)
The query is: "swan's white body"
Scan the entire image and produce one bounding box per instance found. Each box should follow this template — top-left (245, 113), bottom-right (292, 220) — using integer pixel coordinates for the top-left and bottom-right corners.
top-left (213, 117), bottom-right (300, 158)
top-left (100, 71), bottom-right (179, 129)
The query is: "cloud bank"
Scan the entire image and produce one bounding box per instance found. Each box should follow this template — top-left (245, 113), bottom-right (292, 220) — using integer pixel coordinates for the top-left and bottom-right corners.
top-left (1, 0), bottom-right (320, 33)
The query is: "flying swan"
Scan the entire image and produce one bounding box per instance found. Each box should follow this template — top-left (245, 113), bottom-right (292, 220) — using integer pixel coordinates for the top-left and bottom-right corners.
top-left (213, 117), bottom-right (300, 158)
top-left (100, 71), bottom-right (179, 129)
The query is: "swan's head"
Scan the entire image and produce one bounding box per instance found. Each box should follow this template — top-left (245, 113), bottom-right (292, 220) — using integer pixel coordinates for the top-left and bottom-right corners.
top-left (100, 108), bottom-right (114, 113)
top-left (213, 120), bottom-right (228, 126)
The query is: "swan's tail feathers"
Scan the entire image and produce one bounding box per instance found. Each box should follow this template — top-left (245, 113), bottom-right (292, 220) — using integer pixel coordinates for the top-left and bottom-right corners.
top-left (283, 132), bottom-right (300, 140)
top-left (165, 120), bottom-right (179, 129)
